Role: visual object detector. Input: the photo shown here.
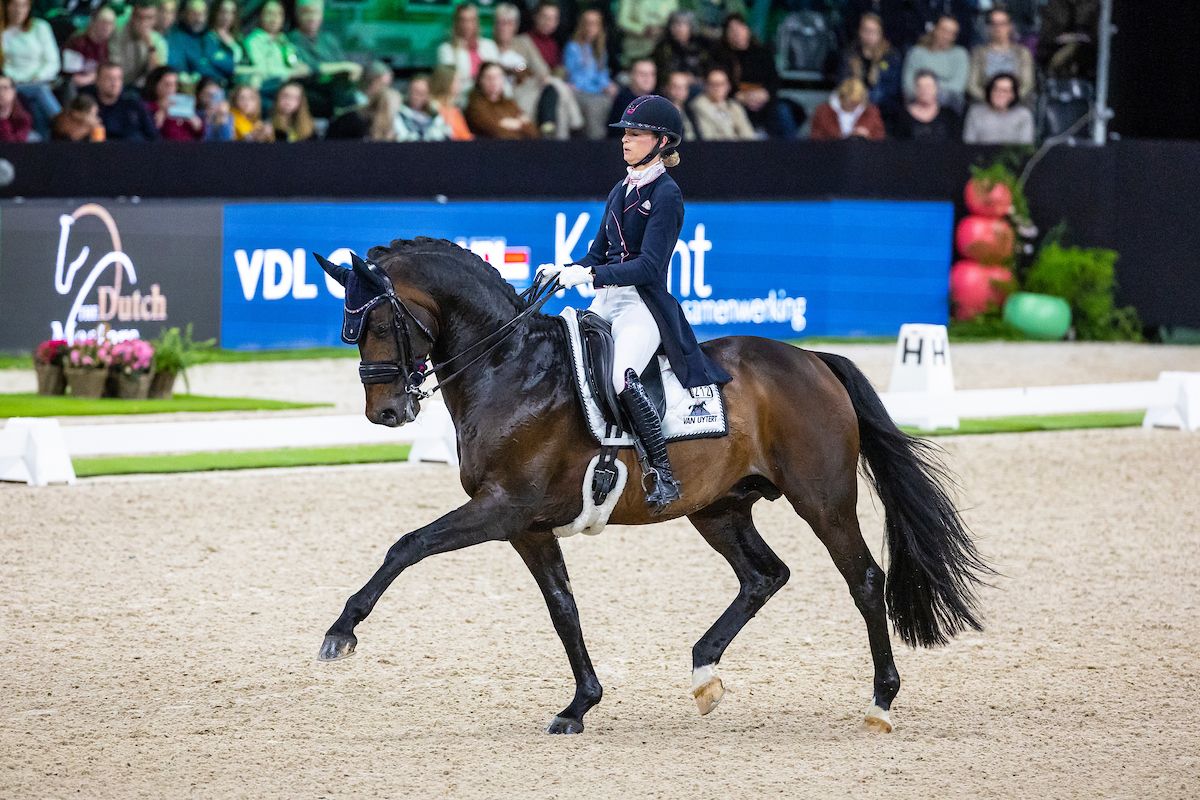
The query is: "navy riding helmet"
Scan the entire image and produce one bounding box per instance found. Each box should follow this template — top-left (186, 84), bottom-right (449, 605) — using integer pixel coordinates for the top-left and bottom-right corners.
top-left (609, 94), bottom-right (683, 167)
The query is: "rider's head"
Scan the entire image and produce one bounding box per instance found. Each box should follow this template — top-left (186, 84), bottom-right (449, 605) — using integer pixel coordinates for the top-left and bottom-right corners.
top-left (609, 94), bottom-right (683, 169)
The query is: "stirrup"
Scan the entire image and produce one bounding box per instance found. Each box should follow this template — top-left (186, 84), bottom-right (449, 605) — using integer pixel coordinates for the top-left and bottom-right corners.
top-left (642, 467), bottom-right (681, 510)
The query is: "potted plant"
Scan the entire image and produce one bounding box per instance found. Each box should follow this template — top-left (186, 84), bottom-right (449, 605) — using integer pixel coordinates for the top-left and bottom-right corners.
top-left (149, 324), bottom-right (215, 399)
top-left (110, 338), bottom-right (156, 399)
top-left (63, 338), bottom-right (114, 398)
top-left (33, 339), bottom-right (69, 395)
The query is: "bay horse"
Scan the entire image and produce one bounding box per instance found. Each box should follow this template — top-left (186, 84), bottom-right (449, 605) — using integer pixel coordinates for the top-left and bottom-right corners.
top-left (314, 238), bottom-right (990, 734)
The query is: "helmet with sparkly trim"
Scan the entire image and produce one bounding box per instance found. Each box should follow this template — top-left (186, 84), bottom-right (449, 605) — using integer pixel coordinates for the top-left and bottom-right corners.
top-left (609, 94), bottom-right (684, 150)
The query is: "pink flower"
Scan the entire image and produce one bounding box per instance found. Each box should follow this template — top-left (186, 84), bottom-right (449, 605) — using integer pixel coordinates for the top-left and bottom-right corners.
top-left (69, 350), bottom-right (81, 366)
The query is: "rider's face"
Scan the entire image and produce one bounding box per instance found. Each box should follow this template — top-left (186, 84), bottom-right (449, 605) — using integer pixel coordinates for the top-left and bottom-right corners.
top-left (622, 128), bottom-right (661, 167)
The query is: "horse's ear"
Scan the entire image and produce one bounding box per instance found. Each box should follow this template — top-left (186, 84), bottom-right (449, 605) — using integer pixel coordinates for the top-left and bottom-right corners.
top-left (313, 252), bottom-right (351, 287)
top-left (350, 251), bottom-right (386, 291)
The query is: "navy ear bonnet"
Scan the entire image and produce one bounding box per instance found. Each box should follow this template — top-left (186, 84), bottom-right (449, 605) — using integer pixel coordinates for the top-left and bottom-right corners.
top-left (340, 264), bottom-right (392, 344)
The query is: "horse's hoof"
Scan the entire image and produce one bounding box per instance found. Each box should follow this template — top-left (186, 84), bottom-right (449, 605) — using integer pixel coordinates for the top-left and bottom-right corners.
top-left (691, 664), bottom-right (724, 716)
top-left (863, 703), bottom-right (893, 733)
top-left (546, 716), bottom-right (584, 734)
top-left (317, 633), bottom-right (357, 662)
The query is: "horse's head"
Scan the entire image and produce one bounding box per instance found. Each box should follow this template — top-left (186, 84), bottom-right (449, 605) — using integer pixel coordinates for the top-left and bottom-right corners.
top-left (316, 252), bottom-right (440, 428)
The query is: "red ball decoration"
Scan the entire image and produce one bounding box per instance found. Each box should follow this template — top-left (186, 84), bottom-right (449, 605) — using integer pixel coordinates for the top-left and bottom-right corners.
top-left (950, 260), bottom-right (1014, 320)
top-left (964, 177), bottom-right (1013, 218)
top-left (955, 215), bottom-right (1015, 264)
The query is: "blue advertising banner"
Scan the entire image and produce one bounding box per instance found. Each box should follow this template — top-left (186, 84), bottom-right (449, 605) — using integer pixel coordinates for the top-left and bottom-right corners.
top-left (221, 199), bottom-right (951, 350)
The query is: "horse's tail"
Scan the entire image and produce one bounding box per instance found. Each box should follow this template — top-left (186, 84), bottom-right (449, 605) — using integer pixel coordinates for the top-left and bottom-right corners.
top-left (814, 351), bottom-right (993, 648)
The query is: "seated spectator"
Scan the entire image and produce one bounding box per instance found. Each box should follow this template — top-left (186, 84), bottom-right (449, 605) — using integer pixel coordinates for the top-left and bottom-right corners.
top-left (288, 0), bottom-right (361, 116)
top-left (967, 8), bottom-right (1034, 105)
top-left (63, 5), bottom-right (117, 89)
top-left (617, 0), bottom-right (677, 68)
top-left (682, 0), bottom-right (745, 41)
top-left (651, 11), bottom-right (709, 87)
top-left (901, 15), bottom-right (969, 113)
top-left (429, 64), bottom-right (474, 141)
top-left (325, 61), bottom-right (394, 138)
top-left (111, 0), bottom-right (168, 89)
top-left (168, 0), bottom-right (233, 85)
top-left (963, 72), bottom-right (1033, 144)
top-left (396, 75), bottom-right (452, 141)
top-left (143, 65), bottom-right (204, 139)
top-left (564, 8), bottom-right (617, 140)
top-left (811, 77), bottom-right (885, 141)
top-left (229, 83), bottom-right (274, 140)
top-left (356, 60), bottom-right (394, 107)
top-left (523, 1), bottom-right (565, 77)
top-left (436, 3), bottom-right (499, 104)
top-left (244, 0), bottom-right (310, 98)
top-left (205, 0), bottom-right (246, 87)
top-left (662, 69), bottom-right (696, 140)
top-left (714, 13), bottom-right (799, 138)
top-left (82, 62), bottom-right (160, 140)
top-left (196, 76), bottom-right (233, 139)
top-left (465, 61), bottom-right (537, 139)
top-left (839, 12), bottom-right (901, 130)
top-left (353, 87), bottom-right (399, 141)
top-left (1037, 0), bottom-right (1097, 80)
top-left (494, 3), bottom-right (581, 140)
top-left (607, 56), bottom-right (656, 133)
top-left (51, 93), bottom-right (107, 140)
top-left (156, 0), bottom-right (178, 35)
top-left (689, 66), bottom-right (755, 141)
top-left (3, 0), bottom-right (62, 137)
top-left (895, 69), bottom-right (960, 141)
top-left (271, 80), bottom-right (315, 140)
top-left (0, 75), bottom-right (33, 141)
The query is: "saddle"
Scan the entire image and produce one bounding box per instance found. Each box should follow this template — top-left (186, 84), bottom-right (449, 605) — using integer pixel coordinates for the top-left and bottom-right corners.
top-left (576, 310), bottom-right (666, 426)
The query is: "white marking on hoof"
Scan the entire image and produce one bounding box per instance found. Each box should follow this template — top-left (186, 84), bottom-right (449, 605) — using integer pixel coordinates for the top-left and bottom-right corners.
top-left (691, 664), bottom-right (725, 716)
top-left (863, 703), bottom-right (893, 733)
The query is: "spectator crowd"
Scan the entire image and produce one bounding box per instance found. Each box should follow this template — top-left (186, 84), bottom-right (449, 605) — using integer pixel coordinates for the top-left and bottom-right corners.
top-left (0, 0), bottom-right (1096, 144)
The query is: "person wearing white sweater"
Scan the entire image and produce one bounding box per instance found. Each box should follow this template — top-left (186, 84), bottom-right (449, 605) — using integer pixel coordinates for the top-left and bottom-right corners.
top-left (3, 0), bottom-right (62, 137)
top-left (963, 72), bottom-right (1034, 144)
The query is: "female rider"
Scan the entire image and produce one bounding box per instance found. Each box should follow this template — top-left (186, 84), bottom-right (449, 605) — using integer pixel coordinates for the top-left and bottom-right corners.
top-left (538, 94), bottom-right (731, 510)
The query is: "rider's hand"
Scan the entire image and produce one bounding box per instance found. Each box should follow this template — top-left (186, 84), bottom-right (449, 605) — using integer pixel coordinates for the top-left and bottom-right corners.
top-left (535, 263), bottom-right (564, 282)
top-left (557, 265), bottom-right (594, 288)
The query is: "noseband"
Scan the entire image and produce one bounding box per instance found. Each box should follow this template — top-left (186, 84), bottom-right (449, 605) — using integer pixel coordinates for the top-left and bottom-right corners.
top-left (349, 264), bottom-right (561, 400)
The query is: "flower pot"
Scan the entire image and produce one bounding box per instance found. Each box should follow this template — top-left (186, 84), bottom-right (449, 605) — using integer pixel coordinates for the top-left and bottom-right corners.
top-left (955, 215), bottom-right (1016, 265)
top-left (64, 366), bottom-right (110, 399)
top-left (148, 370), bottom-right (177, 400)
top-left (964, 177), bottom-right (1013, 218)
top-left (35, 362), bottom-right (66, 395)
top-left (116, 371), bottom-right (154, 400)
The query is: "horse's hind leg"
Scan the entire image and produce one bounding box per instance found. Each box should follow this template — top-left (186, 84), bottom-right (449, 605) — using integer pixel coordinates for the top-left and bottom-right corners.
top-left (687, 496), bottom-right (790, 716)
top-left (787, 480), bottom-right (900, 732)
top-left (510, 531), bottom-right (603, 734)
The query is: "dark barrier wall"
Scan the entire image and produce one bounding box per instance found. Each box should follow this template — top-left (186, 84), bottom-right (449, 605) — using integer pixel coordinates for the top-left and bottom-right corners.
top-left (2, 139), bottom-right (1197, 327)
top-left (0, 201), bottom-right (223, 351)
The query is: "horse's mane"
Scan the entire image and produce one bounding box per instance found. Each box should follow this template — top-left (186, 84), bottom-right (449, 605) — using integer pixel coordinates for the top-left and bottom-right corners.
top-left (366, 237), bottom-right (525, 314)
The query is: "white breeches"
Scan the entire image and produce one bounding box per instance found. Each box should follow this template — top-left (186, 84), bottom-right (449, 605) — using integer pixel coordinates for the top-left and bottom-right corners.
top-left (589, 286), bottom-right (662, 394)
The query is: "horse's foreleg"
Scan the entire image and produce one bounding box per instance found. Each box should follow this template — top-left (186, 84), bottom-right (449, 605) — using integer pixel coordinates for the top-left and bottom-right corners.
top-left (686, 497), bottom-right (790, 716)
top-left (510, 531), bottom-right (603, 734)
top-left (318, 492), bottom-right (529, 661)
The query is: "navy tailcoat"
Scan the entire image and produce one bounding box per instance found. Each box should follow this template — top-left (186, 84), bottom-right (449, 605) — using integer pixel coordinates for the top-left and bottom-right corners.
top-left (576, 173), bottom-right (733, 389)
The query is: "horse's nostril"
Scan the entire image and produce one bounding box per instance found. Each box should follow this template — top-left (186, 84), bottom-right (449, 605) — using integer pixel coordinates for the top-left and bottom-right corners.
top-left (379, 408), bottom-right (398, 425)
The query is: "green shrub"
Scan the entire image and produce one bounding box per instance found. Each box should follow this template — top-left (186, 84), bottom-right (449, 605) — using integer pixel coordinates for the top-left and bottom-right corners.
top-left (1024, 242), bottom-right (1141, 341)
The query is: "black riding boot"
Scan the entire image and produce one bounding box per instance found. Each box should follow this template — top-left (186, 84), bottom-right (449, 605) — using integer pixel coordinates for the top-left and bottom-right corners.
top-left (619, 368), bottom-right (681, 511)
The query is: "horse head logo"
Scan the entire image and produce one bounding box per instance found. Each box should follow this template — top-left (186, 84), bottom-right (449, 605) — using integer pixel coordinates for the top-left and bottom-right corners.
top-left (53, 204), bottom-right (137, 342)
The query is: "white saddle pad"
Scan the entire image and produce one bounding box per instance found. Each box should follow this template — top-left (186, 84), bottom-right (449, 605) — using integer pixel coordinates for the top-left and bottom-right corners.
top-left (559, 307), bottom-right (728, 446)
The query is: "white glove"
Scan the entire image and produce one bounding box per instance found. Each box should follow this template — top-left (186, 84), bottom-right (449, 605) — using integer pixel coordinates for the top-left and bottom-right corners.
top-left (535, 263), bottom-right (563, 282)
top-left (557, 264), bottom-right (594, 288)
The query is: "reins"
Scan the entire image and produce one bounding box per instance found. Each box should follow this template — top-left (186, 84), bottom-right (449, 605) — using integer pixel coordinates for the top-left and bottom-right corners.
top-left (362, 273), bottom-right (561, 399)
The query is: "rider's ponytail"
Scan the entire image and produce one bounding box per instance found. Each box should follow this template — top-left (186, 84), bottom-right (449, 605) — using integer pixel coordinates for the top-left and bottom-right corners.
top-left (662, 150), bottom-right (681, 168)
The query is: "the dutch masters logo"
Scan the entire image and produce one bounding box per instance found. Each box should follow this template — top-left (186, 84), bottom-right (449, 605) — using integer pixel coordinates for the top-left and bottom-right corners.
top-left (52, 204), bottom-right (168, 342)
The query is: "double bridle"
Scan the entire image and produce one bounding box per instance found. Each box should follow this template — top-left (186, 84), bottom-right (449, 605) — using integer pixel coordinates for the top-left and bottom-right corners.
top-left (356, 270), bottom-right (561, 399)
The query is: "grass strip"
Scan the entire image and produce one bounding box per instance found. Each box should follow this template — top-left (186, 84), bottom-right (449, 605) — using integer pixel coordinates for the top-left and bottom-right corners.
top-left (0, 393), bottom-right (327, 417)
top-left (901, 410), bottom-right (1144, 437)
top-left (74, 443), bottom-right (413, 477)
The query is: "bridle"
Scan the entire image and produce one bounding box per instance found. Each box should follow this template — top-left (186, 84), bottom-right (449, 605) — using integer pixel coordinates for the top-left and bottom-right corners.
top-left (353, 261), bottom-right (561, 400)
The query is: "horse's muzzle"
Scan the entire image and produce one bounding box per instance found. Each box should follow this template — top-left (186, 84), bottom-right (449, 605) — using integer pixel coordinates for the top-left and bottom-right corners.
top-left (369, 398), bottom-right (418, 427)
